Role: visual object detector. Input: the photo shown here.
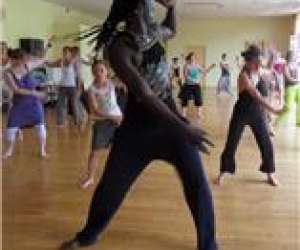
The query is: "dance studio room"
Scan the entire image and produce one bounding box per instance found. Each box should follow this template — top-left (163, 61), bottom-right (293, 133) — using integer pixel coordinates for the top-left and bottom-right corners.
top-left (1, 0), bottom-right (300, 250)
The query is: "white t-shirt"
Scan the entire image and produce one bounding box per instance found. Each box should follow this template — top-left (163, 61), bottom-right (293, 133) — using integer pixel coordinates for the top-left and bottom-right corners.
top-left (60, 63), bottom-right (77, 87)
top-left (89, 81), bottom-right (122, 119)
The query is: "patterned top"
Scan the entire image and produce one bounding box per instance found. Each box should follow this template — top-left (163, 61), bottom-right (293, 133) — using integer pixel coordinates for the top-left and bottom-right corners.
top-left (140, 41), bottom-right (172, 100)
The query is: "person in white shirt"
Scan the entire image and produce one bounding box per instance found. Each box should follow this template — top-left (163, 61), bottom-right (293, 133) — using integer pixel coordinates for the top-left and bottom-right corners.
top-left (48, 47), bottom-right (83, 128)
top-left (80, 60), bottom-right (123, 189)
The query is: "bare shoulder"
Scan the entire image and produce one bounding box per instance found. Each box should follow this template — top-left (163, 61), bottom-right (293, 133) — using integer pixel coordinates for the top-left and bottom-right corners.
top-left (238, 71), bottom-right (248, 82)
top-left (238, 71), bottom-right (248, 89)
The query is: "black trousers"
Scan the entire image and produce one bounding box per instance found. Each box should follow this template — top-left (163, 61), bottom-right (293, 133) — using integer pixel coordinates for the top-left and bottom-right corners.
top-left (221, 104), bottom-right (275, 174)
top-left (76, 100), bottom-right (218, 250)
top-left (180, 84), bottom-right (203, 107)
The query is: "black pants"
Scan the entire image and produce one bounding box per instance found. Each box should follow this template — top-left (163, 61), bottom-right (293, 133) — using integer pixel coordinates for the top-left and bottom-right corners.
top-left (76, 100), bottom-right (218, 250)
top-left (221, 104), bottom-right (275, 174)
top-left (180, 84), bottom-right (203, 107)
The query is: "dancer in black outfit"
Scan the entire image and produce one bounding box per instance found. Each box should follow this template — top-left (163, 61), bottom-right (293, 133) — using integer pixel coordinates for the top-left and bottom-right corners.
top-left (60, 1), bottom-right (218, 250)
top-left (216, 45), bottom-right (282, 187)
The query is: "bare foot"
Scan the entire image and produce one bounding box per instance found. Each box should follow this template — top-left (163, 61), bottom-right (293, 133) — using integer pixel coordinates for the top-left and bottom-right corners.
top-left (215, 173), bottom-right (226, 186)
top-left (80, 176), bottom-right (94, 189)
top-left (267, 174), bottom-right (280, 187)
top-left (3, 150), bottom-right (13, 160)
top-left (197, 112), bottom-right (203, 119)
top-left (269, 126), bottom-right (275, 137)
top-left (78, 120), bottom-right (88, 133)
top-left (40, 151), bottom-right (49, 159)
top-left (17, 130), bottom-right (23, 142)
top-left (60, 238), bottom-right (80, 250)
top-left (57, 124), bottom-right (67, 129)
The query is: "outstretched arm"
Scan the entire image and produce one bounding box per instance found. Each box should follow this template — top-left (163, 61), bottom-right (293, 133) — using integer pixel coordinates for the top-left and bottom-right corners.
top-left (204, 64), bottom-right (216, 74)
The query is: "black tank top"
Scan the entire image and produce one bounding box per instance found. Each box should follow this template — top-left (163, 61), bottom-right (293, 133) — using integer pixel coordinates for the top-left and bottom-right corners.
top-left (235, 78), bottom-right (267, 115)
top-left (221, 66), bottom-right (230, 76)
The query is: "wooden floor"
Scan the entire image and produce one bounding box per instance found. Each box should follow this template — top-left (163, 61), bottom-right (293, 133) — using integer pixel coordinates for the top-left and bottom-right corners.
top-left (2, 89), bottom-right (300, 250)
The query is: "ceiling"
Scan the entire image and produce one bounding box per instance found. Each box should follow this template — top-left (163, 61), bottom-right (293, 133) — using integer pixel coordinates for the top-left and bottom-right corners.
top-left (45, 0), bottom-right (300, 18)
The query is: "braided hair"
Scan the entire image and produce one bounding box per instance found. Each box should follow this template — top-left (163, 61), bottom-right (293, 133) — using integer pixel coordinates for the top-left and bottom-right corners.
top-left (79, 0), bottom-right (140, 51)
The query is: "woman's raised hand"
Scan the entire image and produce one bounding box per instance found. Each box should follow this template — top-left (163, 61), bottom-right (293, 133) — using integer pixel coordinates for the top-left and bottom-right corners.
top-left (186, 125), bottom-right (214, 154)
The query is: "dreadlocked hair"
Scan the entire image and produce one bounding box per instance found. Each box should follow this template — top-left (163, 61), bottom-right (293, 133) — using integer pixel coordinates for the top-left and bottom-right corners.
top-left (78, 0), bottom-right (140, 51)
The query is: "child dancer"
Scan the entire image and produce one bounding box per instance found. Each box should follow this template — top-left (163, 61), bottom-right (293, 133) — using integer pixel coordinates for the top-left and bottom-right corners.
top-left (3, 48), bottom-right (47, 158)
top-left (80, 60), bottom-right (123, 189)
top-left (216, 45), bottom-right (282, 187)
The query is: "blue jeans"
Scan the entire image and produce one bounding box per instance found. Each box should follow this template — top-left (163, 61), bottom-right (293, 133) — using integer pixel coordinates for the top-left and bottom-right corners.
top-left (76, 98), bottom-right (218, 250)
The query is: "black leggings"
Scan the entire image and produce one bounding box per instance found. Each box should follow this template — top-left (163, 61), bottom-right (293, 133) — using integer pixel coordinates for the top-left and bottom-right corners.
top-left (76, 110), bottom-right (218, 250)
top-left (221, 105), bottom-right (275, 174)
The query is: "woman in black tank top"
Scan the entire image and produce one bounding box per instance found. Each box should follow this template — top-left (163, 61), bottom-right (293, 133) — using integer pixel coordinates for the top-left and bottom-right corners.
top-left (216, 45), bottom-right (282, 187)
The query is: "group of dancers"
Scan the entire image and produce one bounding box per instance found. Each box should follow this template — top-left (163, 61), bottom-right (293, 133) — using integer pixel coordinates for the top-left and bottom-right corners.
top-left (1, 0), bottom-right (300, 250)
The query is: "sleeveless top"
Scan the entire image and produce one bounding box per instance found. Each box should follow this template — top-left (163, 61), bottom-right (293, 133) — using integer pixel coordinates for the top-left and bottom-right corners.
top-left (235, 73), bottom-right (267, 116)
top-left (186, 64), bottom-right (203, 85)
top-left (221, 62), bottom-right (230, 76)
top-left (172, 65), bottom-right (180, 78)
top-left (8, 65), bottom-right (42, 101)
top-left (6, 64), bottom-right (45, 128)
top-left (88, 81), bottom-right (122, 120)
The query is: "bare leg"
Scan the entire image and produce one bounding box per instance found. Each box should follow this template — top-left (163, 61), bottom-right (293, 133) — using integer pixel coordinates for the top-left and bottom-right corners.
top-left (197, 106), bottom-right (203, 119)
top-left (80, 150), bottom-right (101, 189)
top-left (267, 173), bottom-right (280, 186)
top-left (36, 124), bottom-right (47, 158)
top-left (215, 172), bottom-right (228, 186)
top-left (3, 141), bottom-right (15, 159)
top-left (182, 107), bottom-right (187, 118)
top-left (17, 129), bottom-right (23, 142)
top-left (3, 128), bottom-right (18, 159)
